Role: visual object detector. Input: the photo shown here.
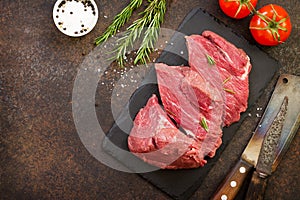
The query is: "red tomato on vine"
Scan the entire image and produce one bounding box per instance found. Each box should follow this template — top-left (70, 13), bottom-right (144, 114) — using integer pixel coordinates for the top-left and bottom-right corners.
top-left (219, 0), bottom-right (258, 19)
top-left (249, 4), bottom-right (292, 46)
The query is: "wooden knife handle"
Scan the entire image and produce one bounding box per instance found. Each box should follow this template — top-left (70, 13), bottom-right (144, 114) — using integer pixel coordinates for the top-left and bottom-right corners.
top-left (211, 159), bottom-right (253, 200)
top-left (245, 171), bottom-right (268, 200)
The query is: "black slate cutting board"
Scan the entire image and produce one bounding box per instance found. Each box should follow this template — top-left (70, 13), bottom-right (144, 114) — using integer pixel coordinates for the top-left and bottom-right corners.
top-left (103, 7), bottom-right (280, 200)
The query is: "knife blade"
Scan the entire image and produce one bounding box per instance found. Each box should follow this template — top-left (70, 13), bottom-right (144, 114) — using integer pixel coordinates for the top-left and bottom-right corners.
top-left (211, 74), bottom-right (300, 200)
top-left (245, 96), bottom-right (288, 200)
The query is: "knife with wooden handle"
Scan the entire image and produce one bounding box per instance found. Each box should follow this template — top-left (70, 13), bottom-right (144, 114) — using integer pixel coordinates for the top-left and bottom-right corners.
top-left (211, 74), bottom-right (300, 200)
top-left (245, 96), bottom-right (288, 200)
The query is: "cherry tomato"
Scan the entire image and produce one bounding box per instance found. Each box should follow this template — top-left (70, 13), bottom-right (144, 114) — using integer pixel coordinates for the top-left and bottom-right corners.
top-left (250, 4), bottom-right (292, 46)
top-left (219, 0), bottom-right (258, 19)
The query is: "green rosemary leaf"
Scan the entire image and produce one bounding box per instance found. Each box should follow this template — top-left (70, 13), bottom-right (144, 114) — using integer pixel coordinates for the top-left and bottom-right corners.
top-left (206, 54), bottom-right (216, 65)
top-left (200, 117), bottom-right (209, 132)
top-left (222, 76), bottom-right (231, 84)
top-left (224, 88), bottom-right (235, 94)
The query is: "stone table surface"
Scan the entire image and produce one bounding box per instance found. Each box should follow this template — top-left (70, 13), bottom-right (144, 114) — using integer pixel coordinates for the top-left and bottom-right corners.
top-left (1, 0), bottom-right (299, 199)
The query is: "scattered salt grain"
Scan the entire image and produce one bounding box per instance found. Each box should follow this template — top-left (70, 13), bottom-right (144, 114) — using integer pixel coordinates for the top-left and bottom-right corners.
top-left (258, 124), bottom-right (262, 128)
top-left (248, 113), bottom-right (252, 117)
top-left (104, 15), bottom-right (108, 18)
top-left (256, 113), bottom-right (261, 118)
top-left (180, 51), bottom-right (184, 55)
top-left (97, 69), bottom-right (101, 72)
top-left (170, 42), bottom-right (174, 45)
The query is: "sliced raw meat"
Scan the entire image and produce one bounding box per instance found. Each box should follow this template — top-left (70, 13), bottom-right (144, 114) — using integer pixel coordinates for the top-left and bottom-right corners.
top-left (186, 31), bottom-right (251, 126)
top-left (155, 63), bottom-right (224, 159)
top-left (155, 63), bottom-right (208, 140)
top-left (127, 94), bottom-right (207, 169)
top-left (128, 31), bottom-right (251, 170)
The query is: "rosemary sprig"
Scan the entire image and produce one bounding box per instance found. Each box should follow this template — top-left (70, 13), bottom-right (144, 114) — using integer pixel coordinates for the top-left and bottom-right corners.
top-left (134, 0), bottom-right (166, 64)
top-left (94, 0), bottom-right (143, 45)
top-left (114, 0), bottom-right (166, 66)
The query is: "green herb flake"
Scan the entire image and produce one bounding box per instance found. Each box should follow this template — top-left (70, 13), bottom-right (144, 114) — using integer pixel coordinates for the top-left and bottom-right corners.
top-left (224, 88), bottom-right (235, 94)
top-left (206, 54), bottom-right (215, 65)
top-left (200, 117), bottom-right (209, 132)
top-left (223, 76), bottom-right (231, 84)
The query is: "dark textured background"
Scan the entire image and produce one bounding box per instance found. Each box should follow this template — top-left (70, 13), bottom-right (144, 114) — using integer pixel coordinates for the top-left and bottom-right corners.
top-left (0, 0), bottom-right (299, 199)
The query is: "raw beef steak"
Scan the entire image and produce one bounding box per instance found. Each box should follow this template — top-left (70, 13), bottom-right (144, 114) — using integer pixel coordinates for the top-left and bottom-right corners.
top-left (186, 31), bottom-right (251, 126)
top-left (155, 63), bottom-right (208, 140)
top-left (127, 94), bottom-right (207, 169)
top-left (127, 31), bottom-right (251, 169)
top-left (155, 63), bottom-right (224, 158)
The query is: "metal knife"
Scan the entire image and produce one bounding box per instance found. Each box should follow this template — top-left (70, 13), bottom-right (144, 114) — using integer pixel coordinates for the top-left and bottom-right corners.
top-left (211, 74), bottom-right (300, 200)
top-left (245, 96), bottom-right (288, 200)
